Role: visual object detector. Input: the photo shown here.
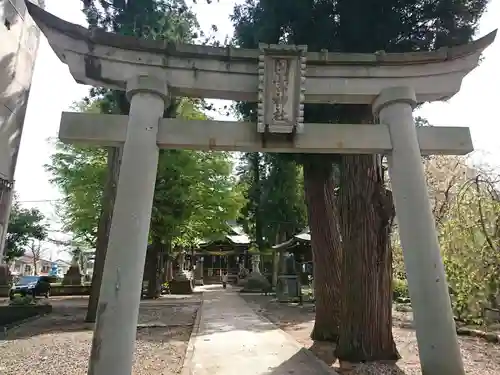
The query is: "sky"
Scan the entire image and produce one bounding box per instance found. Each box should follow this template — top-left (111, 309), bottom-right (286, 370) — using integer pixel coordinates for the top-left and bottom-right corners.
top-left (13, 0), bottom-right (500, 259)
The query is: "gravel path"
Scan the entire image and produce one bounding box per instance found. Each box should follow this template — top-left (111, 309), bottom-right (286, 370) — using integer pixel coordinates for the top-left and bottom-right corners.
top-left (240, 294), bottom-right (500, 375)
top-left (0, 296), bottom-right (201, 375)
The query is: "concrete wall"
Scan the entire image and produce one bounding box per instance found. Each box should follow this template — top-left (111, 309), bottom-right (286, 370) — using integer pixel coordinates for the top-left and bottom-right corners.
top-left (0, 0), bottom-right (43, 255)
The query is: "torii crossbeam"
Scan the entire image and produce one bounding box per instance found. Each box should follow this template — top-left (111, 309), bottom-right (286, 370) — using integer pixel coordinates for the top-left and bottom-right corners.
top-left (59, 113), bottom-right (473, 155)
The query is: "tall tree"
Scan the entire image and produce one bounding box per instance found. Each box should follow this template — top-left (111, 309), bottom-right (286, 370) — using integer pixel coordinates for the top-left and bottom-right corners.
top-left (47, 101), bottom-right (240, 293)
top-left (232, 5), bottom-right (343, 342)
top-left (4, 198), bottom-right (48, 263)
top-left (238, 152), bottom-right (307, 286)
top-left (237, 152), bottom-right (265, 250)
top-left (26, 239), bottom-right (48, 275)
top-left (332, 0), bottom-right (487, 362)
top-left (302, 157), bottom-right (342, 341)
top-left (147, 145), bottom-right (241, 297)
top-left (231, 0), bottom-right (489, 363)
top-left (260, 153), bottom-right (306, 245)
top-left (79, 0), bottom-right (198, 320)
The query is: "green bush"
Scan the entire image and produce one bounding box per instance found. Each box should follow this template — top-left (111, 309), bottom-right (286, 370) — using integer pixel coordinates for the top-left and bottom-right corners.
top-left (393, 278), bottom-right (410, 302)
top-left (9, 294), bottom-right (37, 306)
top-left (439, 185), bottom-right (500, 325)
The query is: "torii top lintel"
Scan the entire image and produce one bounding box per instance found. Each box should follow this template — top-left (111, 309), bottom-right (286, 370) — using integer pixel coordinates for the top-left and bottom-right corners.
top-left (25, 1), bottom-right (496, 104)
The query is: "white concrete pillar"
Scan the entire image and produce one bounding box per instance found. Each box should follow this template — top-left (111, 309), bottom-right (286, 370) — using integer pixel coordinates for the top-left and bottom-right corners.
top-left (87, 75), bottom-right (168, 375)
top-left (373, 87), bottom-right (464, 375)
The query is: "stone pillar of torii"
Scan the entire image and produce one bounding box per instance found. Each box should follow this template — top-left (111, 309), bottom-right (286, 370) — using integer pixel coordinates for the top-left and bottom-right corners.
top-left (24, 2), bottom-right (497, 375)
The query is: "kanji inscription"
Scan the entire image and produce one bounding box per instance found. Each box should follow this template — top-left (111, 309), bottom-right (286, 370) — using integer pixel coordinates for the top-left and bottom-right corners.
top-left (258, 44), bottom-right (306, 134)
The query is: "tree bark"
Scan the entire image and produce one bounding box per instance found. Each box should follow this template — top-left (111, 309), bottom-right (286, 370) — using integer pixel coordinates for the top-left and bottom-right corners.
top-left (252, 153), bottom-right (265, 252)
top-left (164, 241), bottom-right (173, 282)
top-left (271, 250), bottom-right (279, 288)
top-left (303, 160), bottom-right (342, 342)
top-left (335, 154), bottom-right (399, 362)
top-left (145, 240), bottom-right (161, 299)
top-left (85, 146), bottom-right (122, 322)
top-left (271, 232), bottom-right (283, 288)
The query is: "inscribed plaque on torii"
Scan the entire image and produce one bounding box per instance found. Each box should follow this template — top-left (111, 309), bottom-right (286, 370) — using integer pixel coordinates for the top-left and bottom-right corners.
top-left (257, 44), bottom-right (307, 134)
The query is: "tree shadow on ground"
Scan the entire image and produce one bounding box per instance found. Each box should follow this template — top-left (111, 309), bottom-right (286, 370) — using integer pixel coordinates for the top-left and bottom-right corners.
top-left (241, 293), bottom-right (417, 331)
top-left (260, 348), bottom-right (340, 375)
top-left (238, 293), bottom-right (421, 370)
top-left (0, 294), bottom-right (202, 344)
top-left (308, 340), bottom-right (338, 367)
top-left (194, 288), bottom-right (290, 335)
top-left (1, 286), bottom-right (284, 344)
top-left (238, 293), bottom-right (340, 367)
top-left (261, 349), bottom-right (409, 375)
top-left (240, 293), bottom-right (316, 329)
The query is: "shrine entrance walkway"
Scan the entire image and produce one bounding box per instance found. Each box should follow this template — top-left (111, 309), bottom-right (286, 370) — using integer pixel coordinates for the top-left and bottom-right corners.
top-left (185, 285), bottom-right (337, 375)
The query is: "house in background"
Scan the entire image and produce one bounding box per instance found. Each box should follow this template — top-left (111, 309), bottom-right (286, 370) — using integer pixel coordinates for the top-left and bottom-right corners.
top-left (9, 255), bottom-right (71, 278)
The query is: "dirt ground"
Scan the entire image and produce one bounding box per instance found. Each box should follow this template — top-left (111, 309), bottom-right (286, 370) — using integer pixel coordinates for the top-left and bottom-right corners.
top-left (240, 294), bottom-right (500, 375)
top-left (0, 295), bottom-right (201, 375)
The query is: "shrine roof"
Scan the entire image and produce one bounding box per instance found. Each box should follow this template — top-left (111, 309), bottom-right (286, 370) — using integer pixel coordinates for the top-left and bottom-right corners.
top-left (198, 222), bottom-right (251, 247)
top-left (227, 234), bottom-right (251, 245)
top-left (26, 1), bottom-right (496, 67)
top-left (199, 234), bottom-right (250, 246)
top-left (273, 228), bottom-right (311, 251)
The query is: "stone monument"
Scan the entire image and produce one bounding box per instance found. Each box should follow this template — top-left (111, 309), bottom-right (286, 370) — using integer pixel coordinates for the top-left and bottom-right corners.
top-left (237, 262), bottom-right (249, 286)
top-left (62, 256), bottom-right (83, 285)
top-left (194, 256), bottom-right (204, 286)
top-left (242, 253), bottom-right (271, 292)
top-left (169, 251), bottom-right (193, 294)
top-left (25, 3), bottom-right (497, 374)
top-left (276, 252), bottom-right (300, 302)
top-left (0, 0), bottom-right (44, 292)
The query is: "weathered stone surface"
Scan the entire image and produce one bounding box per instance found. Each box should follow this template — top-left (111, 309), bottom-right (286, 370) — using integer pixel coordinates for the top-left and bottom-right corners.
top-left (257, 44), bottom-right (306, 134)
top-left (61, 265), bottom-right (83, 286)
top-left (0, 0), bottom-right (43, 258)
top-left (24, 1), bottom-right (497, 104)
top-left (58, 113), bottom-right (474, 155)
top-left (170, 279), bottom-right (193, 295)
top-left (194, 260), bottom-right (204, 286)
top-left (241, 272), bottom-right (271, 293)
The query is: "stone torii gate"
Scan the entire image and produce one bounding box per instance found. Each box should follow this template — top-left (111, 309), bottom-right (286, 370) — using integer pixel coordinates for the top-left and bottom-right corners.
top-left (25, 2), bottom-right (496, 375)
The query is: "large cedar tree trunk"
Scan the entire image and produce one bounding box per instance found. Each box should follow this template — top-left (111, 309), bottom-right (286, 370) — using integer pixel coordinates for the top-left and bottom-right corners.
top-left (303, 160), bottom-right (342, 342)
top-left (271, 250), bottom-right (279, 288)
top-left (85, 147), bottom-right (121, 322)
top-left (271, 232), bottom-right (284, 288)
top-left (335, 154), bottom-right (399, 362)
top-left (145, 240), bottom-right (161, 299)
